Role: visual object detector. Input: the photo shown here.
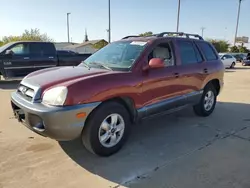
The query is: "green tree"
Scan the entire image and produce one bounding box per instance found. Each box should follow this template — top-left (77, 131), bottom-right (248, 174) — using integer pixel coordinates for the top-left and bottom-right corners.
top-left (139, 31), bottom-right (153, 37)
top-left (230, 46), bottom-right (239, 53)
top-left (21, 28), bottom-right (53, 42)
top-left (93, 40), bottom-right (108, 49)
top-left (238, 45), bottom-right (249, 53)
top-left (207, 39), bottom-right (230, 53)
top-left (0, 28), bottom-right (53, 46)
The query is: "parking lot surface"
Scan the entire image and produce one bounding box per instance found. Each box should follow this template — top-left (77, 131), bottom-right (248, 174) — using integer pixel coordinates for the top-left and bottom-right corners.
top-left (1, 66), bottom-right (250, 188)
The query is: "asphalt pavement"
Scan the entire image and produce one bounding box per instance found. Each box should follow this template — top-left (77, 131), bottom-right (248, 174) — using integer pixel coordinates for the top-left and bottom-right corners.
top-left (1, 65), bottom-right (250, 188)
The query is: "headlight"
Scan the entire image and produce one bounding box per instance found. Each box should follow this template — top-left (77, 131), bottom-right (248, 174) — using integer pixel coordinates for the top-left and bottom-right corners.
top-left (42, 86), bottom-right (68, 106)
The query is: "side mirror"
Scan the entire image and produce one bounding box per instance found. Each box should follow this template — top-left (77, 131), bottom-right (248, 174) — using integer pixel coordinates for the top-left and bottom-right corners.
top-left (148, 58), bottom-right (165, 69)
top-left (5, 50), bottom-right (13, 56)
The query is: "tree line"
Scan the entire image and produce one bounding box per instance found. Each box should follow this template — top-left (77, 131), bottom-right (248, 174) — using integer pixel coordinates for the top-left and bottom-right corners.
top-left (0, 28), bottom-right (107, 50)
top-left (1, 30), bottom-right (249, 53)
top-left (0, 29), bottom-right (53, 46)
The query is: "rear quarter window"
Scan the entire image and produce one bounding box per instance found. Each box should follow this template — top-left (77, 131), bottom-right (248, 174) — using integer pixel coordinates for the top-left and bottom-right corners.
top-left (197, 42), bottom-right (218, 61)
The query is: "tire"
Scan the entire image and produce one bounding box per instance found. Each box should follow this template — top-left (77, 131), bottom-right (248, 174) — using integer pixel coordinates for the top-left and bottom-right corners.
top-left (230, 62), bottom-right (235, 69)
top-left (81, 101), bottom-right (131, 157)
top-left (193, 84), bottom-right (217, 117)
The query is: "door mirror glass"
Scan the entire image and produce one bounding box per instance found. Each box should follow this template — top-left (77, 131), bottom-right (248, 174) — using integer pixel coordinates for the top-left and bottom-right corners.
top-left (149, 58), bottom-right (165, 69)
top-left (5, 50), bottom-right (14, 56)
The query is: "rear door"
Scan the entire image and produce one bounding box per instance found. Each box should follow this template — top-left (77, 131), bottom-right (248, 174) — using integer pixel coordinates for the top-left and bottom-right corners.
top-left (2, 42), bottom-right (33, 78)
top-left (175, 39), bottom-right (206, 104)
top-left (30, 42), bottom-right (57, 72)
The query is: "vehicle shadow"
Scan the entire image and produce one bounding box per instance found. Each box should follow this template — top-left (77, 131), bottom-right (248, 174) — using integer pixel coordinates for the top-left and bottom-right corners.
top-left (225, 70), bottom-right (236, 73)
top-left (59, 101), bottom-right (250, 186)
top-left (233, 66), bottom-right (250, 70)
top-left (0, 81), bottom-right (20, 90)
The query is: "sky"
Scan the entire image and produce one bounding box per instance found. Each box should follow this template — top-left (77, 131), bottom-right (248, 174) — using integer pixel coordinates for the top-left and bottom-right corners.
top-left (1, 0), bottom-right (250, 46)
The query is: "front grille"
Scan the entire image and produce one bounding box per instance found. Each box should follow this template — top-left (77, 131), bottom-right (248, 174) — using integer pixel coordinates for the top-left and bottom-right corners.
top-left (17, 84), bottom-right (35, 101)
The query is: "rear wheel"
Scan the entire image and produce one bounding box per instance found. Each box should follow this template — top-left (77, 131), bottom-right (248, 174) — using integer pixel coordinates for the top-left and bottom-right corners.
top-left (193, 84), bottom-right (217, 117)
top-left (81, 101), bottom-right (131, 156)
top-left (230, 62), bottom-right (235, 69)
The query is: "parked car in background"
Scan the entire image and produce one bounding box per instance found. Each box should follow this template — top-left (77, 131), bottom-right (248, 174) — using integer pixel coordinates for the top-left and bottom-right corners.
top-left (232, 53), bottom-right (247, 63)
top-left (242, 53), bottom-right (250, 66)
top-left (0, 42), bottom-right (92, 80)
top-left (11, 32), bottom-right (224, 156)
top-left (219, 53), bottom-right (236, 68)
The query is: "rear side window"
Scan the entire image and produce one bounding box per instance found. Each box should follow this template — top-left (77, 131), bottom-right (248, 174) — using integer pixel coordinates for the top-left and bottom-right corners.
top-left (41, 43), bottom-right (56, 56)
top-left (197, 42), bottom-right (217, 61)
top-left (29, 43), bottom-right (42, 56)
top-left (178, 41), bottom-right (202, 65)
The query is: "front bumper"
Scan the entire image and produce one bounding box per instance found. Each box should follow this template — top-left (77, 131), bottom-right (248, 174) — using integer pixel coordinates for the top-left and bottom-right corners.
top-left (11, 92), bottom-right (100, 141)
top-left (242, 60), bottom-right (250, 66)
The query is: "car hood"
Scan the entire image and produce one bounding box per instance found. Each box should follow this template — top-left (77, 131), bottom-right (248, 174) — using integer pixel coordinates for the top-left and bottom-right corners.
top-left (23, 66), bottom-right (110, 89)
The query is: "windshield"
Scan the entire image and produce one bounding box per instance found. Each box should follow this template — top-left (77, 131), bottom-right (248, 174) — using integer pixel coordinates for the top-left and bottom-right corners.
top-left (0, 42), bottom-right (15, 53)
top-left (79, 41), bottom-right (147, 70)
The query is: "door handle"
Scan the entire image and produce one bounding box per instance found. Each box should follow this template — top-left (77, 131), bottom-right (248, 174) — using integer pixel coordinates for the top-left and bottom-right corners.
top-left (204, 68), bottom-right (208, 74)
top-left (174, 73), bottom-right (179, 78)
top-left (48, 56), bottom-right (54, 59)
top-left (23, 57), bottom-right (30, 60)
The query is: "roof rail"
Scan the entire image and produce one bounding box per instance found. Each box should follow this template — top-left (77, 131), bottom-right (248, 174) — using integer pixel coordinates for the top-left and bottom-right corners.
top-left (156, 32), bottom-right (204, 40)
top-left (122, 35), bottom-right (141, 39)
top-left (121, 32), bottom-right (204, 40)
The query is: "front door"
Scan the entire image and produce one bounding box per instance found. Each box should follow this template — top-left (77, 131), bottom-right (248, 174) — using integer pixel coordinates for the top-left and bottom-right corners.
top-left (141, 40), bottom-right (185, 117)
top-left (2, 42), bottom-right (34, 78)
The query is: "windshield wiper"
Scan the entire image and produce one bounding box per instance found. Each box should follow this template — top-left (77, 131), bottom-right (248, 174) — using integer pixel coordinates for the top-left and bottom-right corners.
top-left (89, 62), bottom-right (113, 71)
top-left (81, 61), bottom-right (91, 69)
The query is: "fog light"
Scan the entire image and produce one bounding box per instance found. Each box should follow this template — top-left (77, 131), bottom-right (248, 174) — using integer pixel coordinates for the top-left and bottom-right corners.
top-left (33, 122), bottom-right (45, 132)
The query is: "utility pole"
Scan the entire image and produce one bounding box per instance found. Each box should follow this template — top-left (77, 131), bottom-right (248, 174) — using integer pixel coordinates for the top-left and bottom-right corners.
top-left (67, 13), bottom-right (71, 43)
top-left (201, 27), bottom-right (206, 37)
top-left (108, 0), bottom-right (111, 43)
top-left (234, 0), bottom-right (243, 46)
top-left (176, 0), bottom-right (181, 32)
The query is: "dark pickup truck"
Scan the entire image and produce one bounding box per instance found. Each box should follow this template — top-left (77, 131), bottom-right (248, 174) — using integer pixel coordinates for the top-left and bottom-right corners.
top-left (0, 41), bottom-right (91, 80)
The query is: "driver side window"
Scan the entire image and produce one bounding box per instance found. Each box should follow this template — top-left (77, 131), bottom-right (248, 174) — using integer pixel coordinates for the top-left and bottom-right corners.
top-left (9, 43), bottom-right (29, 55)
top-left (148, 42), bottom-right (174, 66)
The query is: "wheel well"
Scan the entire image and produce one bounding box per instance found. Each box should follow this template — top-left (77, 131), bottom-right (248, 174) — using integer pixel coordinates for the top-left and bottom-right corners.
top-left (208, 79), bottom-right (220, 95)
top-left (104, 97), bottom-right (137, 123)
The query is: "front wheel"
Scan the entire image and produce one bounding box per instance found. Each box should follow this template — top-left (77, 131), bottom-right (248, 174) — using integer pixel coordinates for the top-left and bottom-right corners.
top-left (193, 84), bottom-right (217, 117)
top-left (81, 101), bottom-right (131, 156)
top-left (230, 62), bottom-right (236, 69)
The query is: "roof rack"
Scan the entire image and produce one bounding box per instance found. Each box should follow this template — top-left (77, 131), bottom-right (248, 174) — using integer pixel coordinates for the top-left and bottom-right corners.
top-left (122, 35), bottom-right (142, 39)
top-left (122, 32), bottom-right (204, 40)
top-left (156, 32), bottom-right (204, 40)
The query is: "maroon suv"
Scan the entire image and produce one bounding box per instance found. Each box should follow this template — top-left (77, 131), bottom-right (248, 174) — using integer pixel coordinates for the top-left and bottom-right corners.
top-left (11, 32), bottom-right (224, 156)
